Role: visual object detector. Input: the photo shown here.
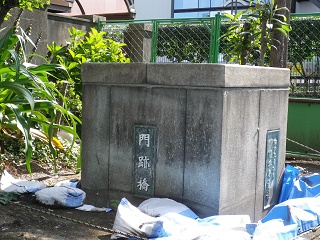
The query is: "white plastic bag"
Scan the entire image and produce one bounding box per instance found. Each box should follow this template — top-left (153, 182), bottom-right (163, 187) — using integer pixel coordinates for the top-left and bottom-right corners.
top-left (54, 179), bottom-right (79, 188)
top-left (253, 219), bottom-right (297, 240)
top-left (35, 186), bottom-right (86, 207)
top-left (0, 170), bottom-right (45, 193)
top-left (138, 198), bottom-right (198, 219)
top-left (112, 198), bottom-right (252, 240)
top-left (111, 198), bottom-right (165, 239)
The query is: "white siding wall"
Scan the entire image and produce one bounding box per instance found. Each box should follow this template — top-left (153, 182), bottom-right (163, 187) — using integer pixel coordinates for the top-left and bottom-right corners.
top-left (134, 0), bottom-right (173, 20)
top-left (295, 2), bottom-right (319, 13)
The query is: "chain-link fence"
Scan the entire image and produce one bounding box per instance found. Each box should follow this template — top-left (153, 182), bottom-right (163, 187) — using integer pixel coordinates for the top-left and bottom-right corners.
top-left (98, 13), bottom-right (320, 98)
top-left (289, 13), bottom-right (320, 98)
top-left (98, 16), bottom-right (221, 64)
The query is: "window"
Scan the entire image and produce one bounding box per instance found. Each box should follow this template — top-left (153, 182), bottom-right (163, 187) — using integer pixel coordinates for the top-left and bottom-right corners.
top-left (174, 11), bottom-right (210, 18)
top-left (174, 0), bottom-right (198, 9)
top-left (174, 0), bottom-right (252, 18)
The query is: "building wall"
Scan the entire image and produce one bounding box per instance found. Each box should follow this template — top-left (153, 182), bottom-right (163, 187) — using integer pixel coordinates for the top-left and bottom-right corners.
top-left (61, 0), bottom-right (128, 16)
top-left (134, 0), bottom-right (173, 20)
top-left (295, 1), bottom-right (320, 13)
top-left (0, 8), bottom-right (101, 64)
top-left (47, 13), bottom-right (97, 46)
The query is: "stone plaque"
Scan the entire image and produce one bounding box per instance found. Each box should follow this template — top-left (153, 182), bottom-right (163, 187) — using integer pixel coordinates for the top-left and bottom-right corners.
top-left (264, 130), bottom-right (280, 209)
top-left (133, 125), bottom-right (157, 198)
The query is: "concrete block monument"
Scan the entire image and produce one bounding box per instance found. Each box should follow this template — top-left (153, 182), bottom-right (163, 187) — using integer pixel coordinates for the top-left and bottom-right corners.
top-left (81, 63), bottom-right (290, 221)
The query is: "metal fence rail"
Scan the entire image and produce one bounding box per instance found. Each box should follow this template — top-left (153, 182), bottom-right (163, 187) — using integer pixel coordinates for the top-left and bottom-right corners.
top-left (98, 13), bottom-right (320, 98)
top-left (98, 16), bottom-right (221, 64)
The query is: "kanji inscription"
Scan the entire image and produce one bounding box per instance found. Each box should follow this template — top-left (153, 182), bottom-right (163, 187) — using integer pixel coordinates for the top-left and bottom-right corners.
top-left (264, 130), bottom-right (280, 209)
top-left (133, 125), bottom-right (157, 198)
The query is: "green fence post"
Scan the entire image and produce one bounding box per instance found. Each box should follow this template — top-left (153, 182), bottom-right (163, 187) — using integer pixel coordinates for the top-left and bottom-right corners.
top-left (209, 17), bottom-right (215, 63)
top-left (151, 20), bottom-right (159, 63)
top-left (97, 19), bottom-right (102, 32)
top-left (209, 13), bottom-right (221, 63)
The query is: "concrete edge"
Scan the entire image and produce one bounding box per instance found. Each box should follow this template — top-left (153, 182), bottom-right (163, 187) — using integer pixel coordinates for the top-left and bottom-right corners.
top-left (82, 63), bottom-right (290, 88)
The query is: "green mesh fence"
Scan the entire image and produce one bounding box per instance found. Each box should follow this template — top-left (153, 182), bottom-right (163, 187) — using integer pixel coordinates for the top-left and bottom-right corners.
top-left (156, 19), bottom-right (212, 63)
top-left (98, 13), bottom-right (320, 98)
top-left (98, 17), bottom-right (221, 64)
top-left (289, 14), bottom-right (320, 98)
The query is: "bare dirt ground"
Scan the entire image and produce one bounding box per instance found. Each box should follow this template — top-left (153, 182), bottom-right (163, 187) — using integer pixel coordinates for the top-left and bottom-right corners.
top-left (0, 162), bottom-right (117, 240)
top-left (2, 159), bottom-right (320, 239)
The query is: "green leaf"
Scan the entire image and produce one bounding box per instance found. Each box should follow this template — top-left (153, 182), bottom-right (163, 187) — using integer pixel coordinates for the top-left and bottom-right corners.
top-left (223, 12), bottom-right (235, 20)
top-left (274, 27), bottom-right (289, 37)
top-left (8, 50), bottom-right (21, 81)
top-left (0, 82), bottom-right (35, 110)
top-left (0, 27), bottom-right (16, 51)
top-left (8, 104), bottom-right (33, 173)
top-left (28, 63), bottom-right (67, 72)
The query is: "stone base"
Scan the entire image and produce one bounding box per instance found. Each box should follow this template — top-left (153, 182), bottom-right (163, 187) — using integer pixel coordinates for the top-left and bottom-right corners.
top-left (81, 63), bottom-right (290, 221)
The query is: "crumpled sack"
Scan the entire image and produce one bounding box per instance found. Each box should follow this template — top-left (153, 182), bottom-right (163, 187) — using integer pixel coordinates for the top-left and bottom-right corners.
top-left (35, 186), bottom-right (86, 208)
top-left (138, 198), bottom-right (198, 219)
top-left (111, 198), bottom-right (165, 239)
top-left (253, 219), bottom-right (297, 240)
top-left (0, 170), bottom-right (45, 193)
top-left (111, 198), bottom-right (252, 240)
top-left (156, 214), bottom-right (252, 240)
top-left (54, 179), bottom-right (79, 188)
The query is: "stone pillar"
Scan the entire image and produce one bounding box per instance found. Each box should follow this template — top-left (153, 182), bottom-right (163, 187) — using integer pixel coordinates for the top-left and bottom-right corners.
top-left (81, 63), bottom-right (290, 221)
top-left (123, 24), bottom-right (152, 62)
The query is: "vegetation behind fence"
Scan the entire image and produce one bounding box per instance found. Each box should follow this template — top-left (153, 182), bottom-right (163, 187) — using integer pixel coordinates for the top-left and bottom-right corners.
top-left (98, 13), bottom-right (320, 98)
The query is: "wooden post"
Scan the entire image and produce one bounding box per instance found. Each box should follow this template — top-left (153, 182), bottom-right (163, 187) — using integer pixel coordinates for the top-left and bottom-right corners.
top-left (270, 0), bottom-right (291, 68)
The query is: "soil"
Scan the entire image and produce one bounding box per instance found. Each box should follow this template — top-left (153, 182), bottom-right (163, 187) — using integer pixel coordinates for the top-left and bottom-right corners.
top-left (0, 162), bottom-right (117, 240)
top-left (2, 159), bottom-right (320, 239)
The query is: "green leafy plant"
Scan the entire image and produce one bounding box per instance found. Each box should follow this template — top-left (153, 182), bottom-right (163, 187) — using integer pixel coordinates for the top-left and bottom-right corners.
top-left (222, 0), bottom-right (291, 66)
top-left (47, 27), bottom-right (130, 98)
top-left (0, 26), bottom-right (80, 174)
top-left (221, 13), bottom-right (260, 65)
top-left (46, 27), bottom-right (130, 138)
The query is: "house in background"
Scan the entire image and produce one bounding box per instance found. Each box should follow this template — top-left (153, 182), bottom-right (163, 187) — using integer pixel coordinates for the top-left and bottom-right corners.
top-left (48, 0), bottom-right (136, 20)
top-left (133, 0), bottom-right (173, 19)
top-left (293, 0), bottom-right (320, 13)
top-left (130, 0), bottom-right (320, 20)
top-left (46, 0), bottom-right (320, 22)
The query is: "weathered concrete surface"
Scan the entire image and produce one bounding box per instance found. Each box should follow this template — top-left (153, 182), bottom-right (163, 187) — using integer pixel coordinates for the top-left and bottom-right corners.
top-left (47, 13), bottom-right (97, 46)
top-left (81, 63), bottom-right (290, 221)
top-left (0, 8), bottom-right (48, 65)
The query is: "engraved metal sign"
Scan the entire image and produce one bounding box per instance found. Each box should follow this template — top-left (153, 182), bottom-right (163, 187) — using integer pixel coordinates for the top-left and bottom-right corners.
top-left (263, 129), bottom-right (280, 209)
top-left (133, 125), bottom-right (157, 198)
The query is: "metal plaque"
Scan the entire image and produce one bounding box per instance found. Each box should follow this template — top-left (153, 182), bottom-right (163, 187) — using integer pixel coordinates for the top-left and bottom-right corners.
top-left (263, 129), bottom-right (280, 209)
top-left (133, 125), bottom-right (157, 198)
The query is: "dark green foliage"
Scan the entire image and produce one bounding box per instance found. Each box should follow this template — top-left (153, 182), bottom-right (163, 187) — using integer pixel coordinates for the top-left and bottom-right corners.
top-left (0, 192), bottom-right (20, 205)
top-left (288, 16), bottom-right (320, 96)
top-left (157, 23), bottom-right (211, 63)
top-left (46, 27), bottom-right (130, 138)
top-left (156, 0), bottom-right (290, 66)
top-left (0, 26), bottom-right (80, 174)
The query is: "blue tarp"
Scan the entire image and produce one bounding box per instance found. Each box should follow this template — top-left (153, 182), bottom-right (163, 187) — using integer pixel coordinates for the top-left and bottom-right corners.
top-left (279, 164), bottom-right (320, 202)
top-left (112, 165), bottom-right (320, 240)
top-left (259, 164), bottom-right (320, 238)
